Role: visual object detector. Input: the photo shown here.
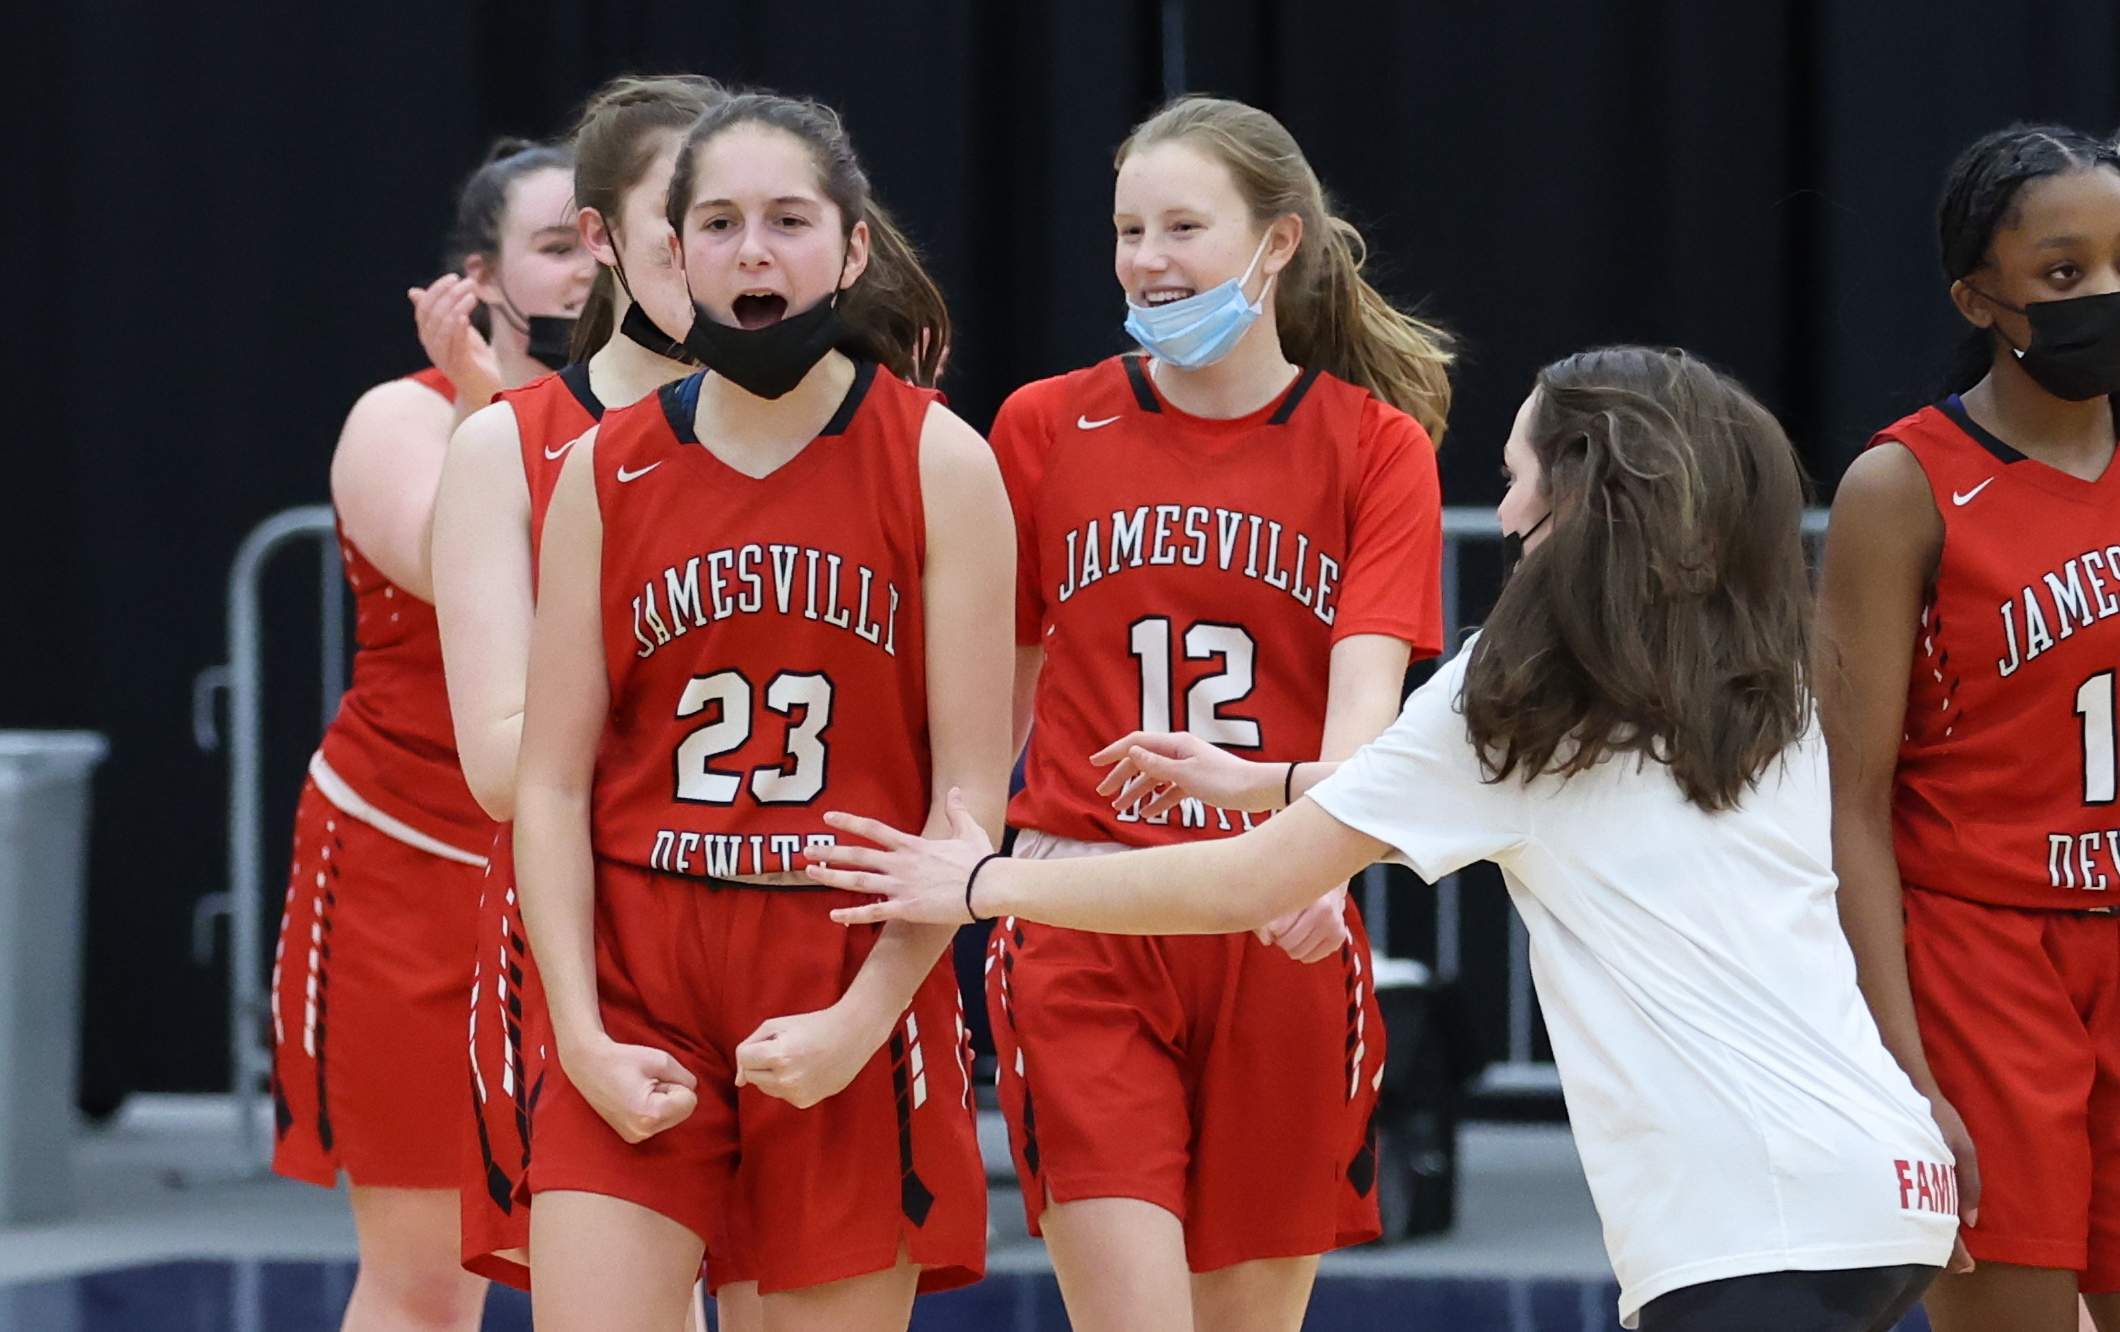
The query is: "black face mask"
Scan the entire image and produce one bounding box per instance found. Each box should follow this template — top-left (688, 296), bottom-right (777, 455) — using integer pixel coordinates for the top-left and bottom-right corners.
top-left (1975, 288), bottom-right (2120, 401)
top-left (680, 292), bottom-right (844, 400)
top-left (1500, 511), bottom-right (1551, 573)
top-left (525, 316), bottom-right (578, 371)
top-left (621, 303), bottom-right (699, 364)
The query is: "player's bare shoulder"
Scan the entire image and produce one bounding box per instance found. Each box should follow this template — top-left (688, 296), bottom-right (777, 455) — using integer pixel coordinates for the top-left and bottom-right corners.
top-left (1828, 438), bottom-right (1943, 574)
top-left (917, 399), bottom-right (1001, 479)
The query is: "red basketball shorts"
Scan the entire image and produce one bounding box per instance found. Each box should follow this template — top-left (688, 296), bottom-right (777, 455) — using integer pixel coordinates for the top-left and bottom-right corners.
top-left (526, 862), bottom-right (984, 1296)
top-left (1904, 885), bottom-right (2120, 1290)
top-left (988, 863), bottom-right (1385, 1271)
top-left (270, 777), bottom-right (482, 1190)
top-left (461, 835), bottom-right (760, 1292)
top-left (460, 827), bottom-right (543, 1287)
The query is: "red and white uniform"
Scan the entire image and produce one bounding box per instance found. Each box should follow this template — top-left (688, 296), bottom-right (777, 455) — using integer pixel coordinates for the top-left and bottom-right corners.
top-left (461, 363), bottom-right (599, 1288)
top-left (271, 367), bottom-right (497, 1190)
top-left (525, 362), bottom-right (984, 1295)
top-left (989, 354), bottom-right (1442, 1268)
top-left (1877, 397), bottom-right (2120, 1288)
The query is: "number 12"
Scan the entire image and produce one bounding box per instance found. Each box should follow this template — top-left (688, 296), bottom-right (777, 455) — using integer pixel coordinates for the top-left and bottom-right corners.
top-left (1128, 617), bottom-right (1261, 749)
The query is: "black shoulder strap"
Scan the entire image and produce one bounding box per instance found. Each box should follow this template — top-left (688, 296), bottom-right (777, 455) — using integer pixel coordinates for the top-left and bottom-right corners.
top-left (1267, 367), bottom-right (1323, 425)
top-left (819, 361), bottom-right (878, 436)
top-left (1122, 355), bottom-right (1162, 413)
top-left (659, 374), bottom-right (703, 444)
top-left (1937, 395), bottom-right (2027, 465)
top-left (558, 361), bottom-right (604, 420)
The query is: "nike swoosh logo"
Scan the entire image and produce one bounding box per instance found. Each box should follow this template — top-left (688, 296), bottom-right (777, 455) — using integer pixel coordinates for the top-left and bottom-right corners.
top-left (1952, 478), bottom-right (1994, 506)
top-left (543, 439), bottom-right (575, 460)
top-left (616, 462), bottom-right (663, 483)
top-left (1077, 414), bottom-right (1121, 430)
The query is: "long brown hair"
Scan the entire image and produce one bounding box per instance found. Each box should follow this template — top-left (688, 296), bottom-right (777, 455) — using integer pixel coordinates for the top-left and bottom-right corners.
top-left (565, 74), bottom-right (728, 362)
top-left (1118, 97), bottom-right (1455, 442)
top-left (666, 91), bottom-right (949, 387)
top-left (1461, 347), bottom-right (1812, 812)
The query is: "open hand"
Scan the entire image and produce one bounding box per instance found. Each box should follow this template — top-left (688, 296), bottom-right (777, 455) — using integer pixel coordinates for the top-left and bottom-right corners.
top-left (1092, 731), bottom-right (1281, 817)
top-left (408, 274), bottom-right (502, 409)
top-left (1257, 883), bottom-right (1352, 963)
top-left (561, 1034), bottom-right (698, 1143)
top-left (808, 789), bottom-right (995, 926)
top-left (734, 1004), bottom-right (886, 1109)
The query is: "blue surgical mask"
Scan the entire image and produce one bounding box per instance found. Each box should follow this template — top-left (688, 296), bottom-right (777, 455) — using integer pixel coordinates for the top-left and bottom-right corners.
top-left (1122, 232), bottom-right (1275, 370)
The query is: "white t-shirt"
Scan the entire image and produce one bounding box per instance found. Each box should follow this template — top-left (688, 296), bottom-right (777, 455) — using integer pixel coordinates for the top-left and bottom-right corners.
top-left (1307, 639), bottom-right (1956, 1326)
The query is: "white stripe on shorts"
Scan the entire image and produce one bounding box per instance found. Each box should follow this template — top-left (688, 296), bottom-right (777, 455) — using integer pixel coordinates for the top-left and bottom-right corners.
top-left (307, 752), bottom-right (490, 868)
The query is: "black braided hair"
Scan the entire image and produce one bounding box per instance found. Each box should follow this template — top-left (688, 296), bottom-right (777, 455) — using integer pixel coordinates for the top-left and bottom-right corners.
top-left (1934, 124), bottom-right (2120, 395)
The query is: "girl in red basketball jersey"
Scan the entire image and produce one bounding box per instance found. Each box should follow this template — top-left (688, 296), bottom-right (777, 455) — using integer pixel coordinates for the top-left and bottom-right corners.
top-left (269, 140), bottom-right (590, 1332)
top-left (429, 76), bottom-right (733, 1312)
top-left (1821, 124), bottom-right (2120, 1332)
top-left (976, 97), bottom-right (1448, 1332)
top-left (512, 92), bottom-right (1009, 1332)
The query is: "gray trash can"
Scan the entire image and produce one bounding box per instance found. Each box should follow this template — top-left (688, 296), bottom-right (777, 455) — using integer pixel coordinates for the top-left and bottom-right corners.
top-left (0, 731), bottom-right (108, 1224)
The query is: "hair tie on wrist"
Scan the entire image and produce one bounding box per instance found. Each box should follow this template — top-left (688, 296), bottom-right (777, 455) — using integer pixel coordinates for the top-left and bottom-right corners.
top-left (965, 852), bottom-right (1006, 924)
top-left (1284, 761), bottom-right (1299, 810)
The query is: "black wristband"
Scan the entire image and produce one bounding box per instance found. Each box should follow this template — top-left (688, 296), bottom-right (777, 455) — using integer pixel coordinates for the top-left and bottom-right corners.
top-left (1283, 761), bottom-right (1300, 810)
top-left (965, 852), bottom-right (1006, 924)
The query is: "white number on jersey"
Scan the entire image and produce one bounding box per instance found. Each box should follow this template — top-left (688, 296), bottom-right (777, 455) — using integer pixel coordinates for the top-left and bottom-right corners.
top-left (1128, 617), bottom-right (1261, 749)
top-left (2077, 669), bottom-right (2116, 805)
top-left (673, 669), bottom-right (835, 805)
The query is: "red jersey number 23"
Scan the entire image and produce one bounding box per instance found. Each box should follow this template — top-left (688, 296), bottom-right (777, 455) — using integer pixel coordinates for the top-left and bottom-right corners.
top-left (673, 669), bottom-right (834, 805)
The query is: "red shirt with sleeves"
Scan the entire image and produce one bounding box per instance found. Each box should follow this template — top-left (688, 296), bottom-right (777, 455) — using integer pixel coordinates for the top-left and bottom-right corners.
top-left (992, 354), bottom-right (1443, 847)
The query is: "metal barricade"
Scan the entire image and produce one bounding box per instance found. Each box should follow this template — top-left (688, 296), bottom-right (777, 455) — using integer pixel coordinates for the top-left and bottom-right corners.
top-left (192, 506), bottom-right (343, 1168)
top-left (192, 503), bottom-right (1831, 1139)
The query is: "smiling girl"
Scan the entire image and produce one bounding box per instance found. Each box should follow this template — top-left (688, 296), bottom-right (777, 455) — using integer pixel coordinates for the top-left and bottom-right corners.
top-left (510, 92), bottom-right (1011, 1332)
top-left (268, 137), bottom-right (590, 1332)
top-left (978, 96), bottom-right (1449, 1332)
top-left (1819, 124), bottom-right (2120, 1332)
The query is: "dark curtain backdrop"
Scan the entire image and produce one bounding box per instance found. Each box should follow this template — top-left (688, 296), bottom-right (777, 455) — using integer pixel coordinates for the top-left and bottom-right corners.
top-left (4, 0), bottom-right (2118, 1102)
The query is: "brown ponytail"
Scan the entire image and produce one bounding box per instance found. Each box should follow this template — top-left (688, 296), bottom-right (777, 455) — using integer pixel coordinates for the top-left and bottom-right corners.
top-left (1118, 97), bottom-right (1455, 442)
top-left (561, 73), bottom-right (729, 363)
top-left (667, 91), bottom-right (950, 388)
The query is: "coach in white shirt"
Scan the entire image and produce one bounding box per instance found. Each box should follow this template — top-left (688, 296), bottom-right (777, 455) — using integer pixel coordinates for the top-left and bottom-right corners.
top-left (811, 347), bottom-right (1961, 1332)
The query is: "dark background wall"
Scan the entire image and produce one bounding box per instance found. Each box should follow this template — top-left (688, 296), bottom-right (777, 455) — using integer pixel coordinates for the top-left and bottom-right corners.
top-left (4, 0), bottom-right (2118, 1105)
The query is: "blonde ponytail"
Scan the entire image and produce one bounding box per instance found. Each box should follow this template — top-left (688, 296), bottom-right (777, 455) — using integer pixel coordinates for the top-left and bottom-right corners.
top-left (1120, 97), bottom-right (1455, 442)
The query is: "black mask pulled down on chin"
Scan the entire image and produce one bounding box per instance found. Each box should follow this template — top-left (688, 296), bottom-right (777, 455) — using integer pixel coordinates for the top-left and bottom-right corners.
top-left (1973, 287), bottom-right (2120, 401)
top-left (1501, 511), bottom-right (1552, 573)
top-left (621, 303), bottom-right (699, 364)
top-left (525, 316), bottom-right (579, 372)
top-left (680, 292), bottom-right (844, 400)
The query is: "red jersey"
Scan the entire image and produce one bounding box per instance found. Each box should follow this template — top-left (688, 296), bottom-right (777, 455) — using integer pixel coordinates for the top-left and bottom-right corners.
top-left (499, 362), bottom-right (603, 565)
top-left (995, 355), bottom-right (1443, 846)
top-left (1877, 398), bottom-right (2120, 909)
top-left (317, 369), bottom-right (494, 852)
top-left (589, 362), bottom-right (934, 878)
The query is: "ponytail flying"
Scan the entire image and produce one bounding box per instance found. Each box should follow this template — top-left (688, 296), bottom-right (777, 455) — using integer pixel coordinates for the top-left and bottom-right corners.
top-left (1119, 97), bottom-right (1456, 442)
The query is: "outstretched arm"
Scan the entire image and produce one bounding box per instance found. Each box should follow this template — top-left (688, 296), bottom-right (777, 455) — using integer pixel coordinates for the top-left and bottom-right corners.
top-left (811, 790), bottom-right (1384, 935)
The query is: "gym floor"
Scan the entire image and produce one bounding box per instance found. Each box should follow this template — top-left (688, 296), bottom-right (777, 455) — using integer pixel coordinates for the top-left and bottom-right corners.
top-left (0, 1098), bottom-right (1921, 1331)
